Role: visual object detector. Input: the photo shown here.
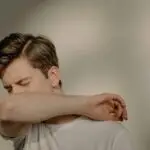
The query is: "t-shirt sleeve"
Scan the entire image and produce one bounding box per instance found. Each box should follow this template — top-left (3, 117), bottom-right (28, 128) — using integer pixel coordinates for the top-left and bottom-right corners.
top-left (112, 129), bottom-right (134, 150)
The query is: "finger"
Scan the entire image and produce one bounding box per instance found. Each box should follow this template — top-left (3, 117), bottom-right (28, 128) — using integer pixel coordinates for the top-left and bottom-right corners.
top-left (114, 101), bottom-right (123, 114)
top-left (101, 97), bottom-right (126, 121)
top-left (100, 93), bottom-right (126, 108)
top-left (109, 101), bottom-right (123, 121)
top-left (97, 105), bottom-right (116, 121)
top-left (98, 98), bottom-right (114, 108)
top-left (98, 93), bottom-right (127, 121)
top-left (122, 107), bottom-right (128, 120)
top-left (115, 102), bottom-right (124, 121)
top-left (102, 103), bottom-right (114, 113)
top-left (112, 94), bottom-right (126, 108)
top-left (102, 104), bottom-right (120, 121)
top-left (113, 100), bottom-right (128, 120)
top-left (114, 101), bottom-right (128, 121)
top-left (104, 109), bottom-right (120, 121)
top-left (109, 113), bottom-right (120, 121)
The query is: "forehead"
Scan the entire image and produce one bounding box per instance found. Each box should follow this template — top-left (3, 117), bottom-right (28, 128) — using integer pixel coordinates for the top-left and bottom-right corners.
top-left (2, 57), bottom-right (34, 84)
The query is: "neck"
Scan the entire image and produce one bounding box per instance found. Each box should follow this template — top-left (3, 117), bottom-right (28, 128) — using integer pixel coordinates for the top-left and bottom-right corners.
top-left (45, 87), bottom-right (79, 124)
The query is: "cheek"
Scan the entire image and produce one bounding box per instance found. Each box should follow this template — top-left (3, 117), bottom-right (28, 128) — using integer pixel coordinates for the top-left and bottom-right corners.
top-left (29, 79), bottom-right (53, 93)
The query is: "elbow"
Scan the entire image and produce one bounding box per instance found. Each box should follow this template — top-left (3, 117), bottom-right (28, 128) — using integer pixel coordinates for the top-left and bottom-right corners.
top-left (0, 101), bottom-right (14, 121)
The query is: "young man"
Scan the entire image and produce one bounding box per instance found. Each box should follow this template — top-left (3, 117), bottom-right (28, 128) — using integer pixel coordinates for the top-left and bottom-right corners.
top-left (0, 33), bottom-right (132, 150)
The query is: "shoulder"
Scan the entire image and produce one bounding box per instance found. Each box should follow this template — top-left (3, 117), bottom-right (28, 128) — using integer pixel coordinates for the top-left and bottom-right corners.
top-left (94, 120), bottom-right (129, 134)
top-left (78, 117), bottom-right (128, 132)
top-left (75, 118), bottom-right (130, 139)
top-left (82, 119), bottom-right (133, 149)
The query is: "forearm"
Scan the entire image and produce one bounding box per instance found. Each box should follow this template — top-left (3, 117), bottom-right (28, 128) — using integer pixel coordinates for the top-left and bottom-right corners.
top-left (0, 92), bottom-right (89, 123)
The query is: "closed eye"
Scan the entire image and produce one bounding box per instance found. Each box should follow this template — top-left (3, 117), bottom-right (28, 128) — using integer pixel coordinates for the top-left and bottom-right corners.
top-left (17, 80), bottom-right (30, 86)
top-left (16, 77), bottom-right (31, 86)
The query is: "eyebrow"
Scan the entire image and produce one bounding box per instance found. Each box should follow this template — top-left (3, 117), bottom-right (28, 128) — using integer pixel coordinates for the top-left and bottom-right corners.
top-left (3, 76), bottom-right (32, 88)
top-left (15, 77), bottom-right (31, 84)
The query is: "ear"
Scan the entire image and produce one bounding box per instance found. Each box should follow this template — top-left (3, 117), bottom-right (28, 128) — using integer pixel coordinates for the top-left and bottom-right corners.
top-left (47, 66), bottom-right (61, 88)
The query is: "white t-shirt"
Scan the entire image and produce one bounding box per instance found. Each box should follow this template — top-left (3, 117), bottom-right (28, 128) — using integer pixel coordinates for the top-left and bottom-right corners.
top-left (5, 117), bottom-right (133, 150)
top-left (49, 118), bottom-right (133, 150)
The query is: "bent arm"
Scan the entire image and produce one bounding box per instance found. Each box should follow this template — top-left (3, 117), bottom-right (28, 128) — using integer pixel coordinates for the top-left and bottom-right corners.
top-left (0, 92), bottom-right (126, 138)
top-left (0, 92), bottom-right (89, 123)
top-left (0, 93), bottom-right (89, 138)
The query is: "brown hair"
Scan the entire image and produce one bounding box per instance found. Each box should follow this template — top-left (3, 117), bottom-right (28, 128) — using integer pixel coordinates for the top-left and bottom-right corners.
top-left (0, 33), bottom-right (62, 87)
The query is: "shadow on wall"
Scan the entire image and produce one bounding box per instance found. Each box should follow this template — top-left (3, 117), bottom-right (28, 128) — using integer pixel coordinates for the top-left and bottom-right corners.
top-left (0, 0), bottom-right (42, 38)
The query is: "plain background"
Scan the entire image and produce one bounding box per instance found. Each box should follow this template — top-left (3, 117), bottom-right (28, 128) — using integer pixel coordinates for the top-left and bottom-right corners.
top-left (0, 0), bottom-right (150, 149)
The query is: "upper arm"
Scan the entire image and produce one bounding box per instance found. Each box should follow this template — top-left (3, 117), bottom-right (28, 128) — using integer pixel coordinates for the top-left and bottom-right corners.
top-left (112, 129), bottom-right (134, 150)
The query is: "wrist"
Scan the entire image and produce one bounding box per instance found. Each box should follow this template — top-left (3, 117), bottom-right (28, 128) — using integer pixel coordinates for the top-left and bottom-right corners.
top-left (61, 95), bottom-right (89, 116)
top-left (79, 95), bottom-right (98, 118)
top-left (75, 96), bottom-right (89, 116)
top-left (74, 95), bottom-right (92, 117)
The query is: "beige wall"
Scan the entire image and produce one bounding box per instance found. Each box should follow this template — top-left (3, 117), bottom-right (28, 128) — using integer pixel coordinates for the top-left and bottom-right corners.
top-left (0, 0), bottom-right (150, 149)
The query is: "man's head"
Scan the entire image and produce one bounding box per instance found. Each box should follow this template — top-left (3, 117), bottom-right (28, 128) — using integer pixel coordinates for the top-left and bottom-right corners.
top-left (0, 33), bottom-right (62, 94)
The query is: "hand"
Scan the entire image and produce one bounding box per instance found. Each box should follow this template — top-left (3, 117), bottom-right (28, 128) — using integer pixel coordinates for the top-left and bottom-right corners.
top-left (85, 93), bottom-right (128, 121)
